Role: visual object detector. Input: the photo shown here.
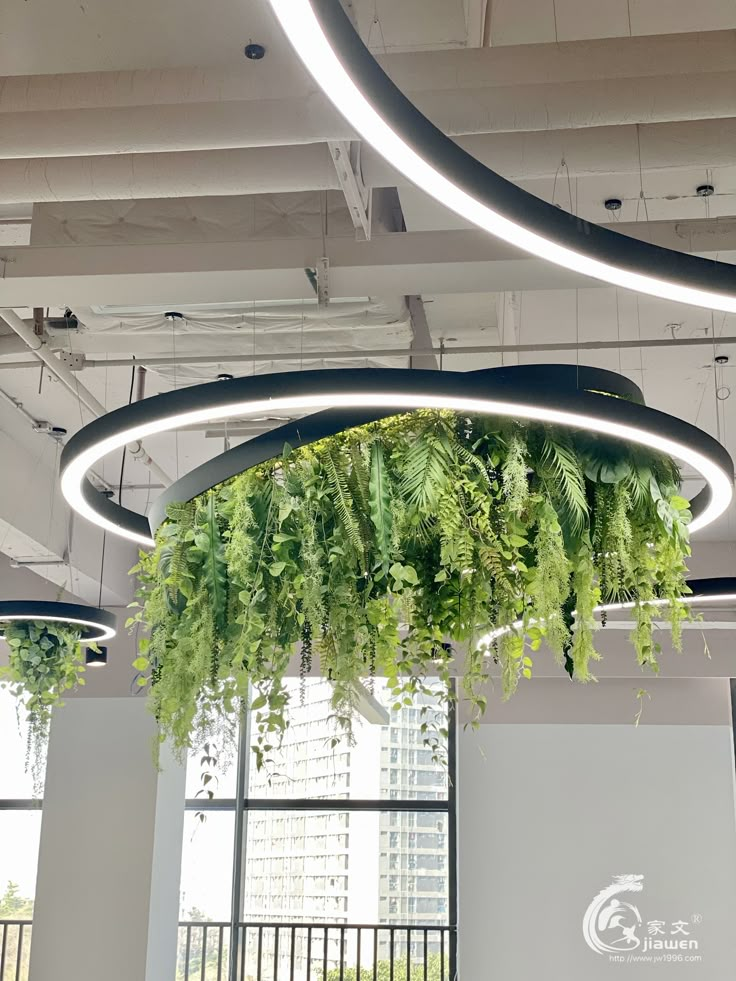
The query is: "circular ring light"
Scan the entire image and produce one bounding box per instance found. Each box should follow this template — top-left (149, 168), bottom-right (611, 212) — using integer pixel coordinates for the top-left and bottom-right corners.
top-left (59, 366), bottom-right (734, 546)
top-left (479, 578), bottom-right (736, 650)
top-left (267, 0), bottom-right (736, 314)
top-left (0, 601), bottom-right (117, 643)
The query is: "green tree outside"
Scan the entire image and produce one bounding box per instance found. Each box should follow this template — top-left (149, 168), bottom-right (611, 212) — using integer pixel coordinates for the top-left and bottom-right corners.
top-left (324, 953), bottom-right (447, 980)
top-left (0, 882), bottom-right (33, 981)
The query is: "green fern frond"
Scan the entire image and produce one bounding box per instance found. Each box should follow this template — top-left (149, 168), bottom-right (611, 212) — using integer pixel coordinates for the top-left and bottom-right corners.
top-left (324, 449), bottom-right (364, 557)
top-left (502, 433), bottom-right (529, 514)
top-left (347, 444), bottom-right (374, 553)
top-left (369, 441), bottom-right (393, 573)
top-left (453, 437), bottom-right (491, 488)
top-left (167, 500), bottom-right (196, 591)
top-left (541, 434), bottom-right (588, 532)
top-left (195, 493), bottom-right (228, 633)
top-left (400, 430), bottom-right (454, 511)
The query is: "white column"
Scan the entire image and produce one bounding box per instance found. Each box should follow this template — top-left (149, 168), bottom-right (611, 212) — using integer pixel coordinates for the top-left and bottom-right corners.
top-left (458, 678), bottom-right (736, 978)
top-left (29, 697), bottom-right (186, 981)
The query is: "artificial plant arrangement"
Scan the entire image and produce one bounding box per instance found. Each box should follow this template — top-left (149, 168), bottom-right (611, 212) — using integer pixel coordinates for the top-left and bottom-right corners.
top-left (129, 409), bottom-right (692, 766)
top-left (0, 620), bottom-right (86, 792)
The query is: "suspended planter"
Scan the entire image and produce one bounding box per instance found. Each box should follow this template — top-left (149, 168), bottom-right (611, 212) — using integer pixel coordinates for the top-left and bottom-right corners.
top-left (59, 366), bottom-right (734, 764)
top-left (0, 601), bottom-right (116, 790)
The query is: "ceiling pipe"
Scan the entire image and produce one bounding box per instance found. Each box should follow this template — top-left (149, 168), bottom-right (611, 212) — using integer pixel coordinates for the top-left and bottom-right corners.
top-left (2, 34), bottom-right (733, 113)
top-left (0, 308), bottom-right (171, 486)
top-left (0, 332), bottom-right (728, 372)
top-left (0, 145), bottom-right (339, 204)
top-left (1, 32), bottom-right (734, 158)
top-left (2, 71), bottom-right (735, 158)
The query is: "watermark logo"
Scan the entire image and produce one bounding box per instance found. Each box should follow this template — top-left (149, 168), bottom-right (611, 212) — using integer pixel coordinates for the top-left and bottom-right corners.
top-left (583, 874), bottom-right (645, 954)
top-left (583, 875), bottom-right (702, 964)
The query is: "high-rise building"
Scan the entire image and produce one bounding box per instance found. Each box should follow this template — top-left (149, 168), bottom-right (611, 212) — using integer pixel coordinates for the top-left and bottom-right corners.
top-left (242, 678), bottom-right (450, 973)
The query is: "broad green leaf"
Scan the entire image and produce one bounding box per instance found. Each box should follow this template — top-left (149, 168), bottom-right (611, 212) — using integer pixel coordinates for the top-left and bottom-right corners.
top-left (369, 440), bottom-right (393, 573)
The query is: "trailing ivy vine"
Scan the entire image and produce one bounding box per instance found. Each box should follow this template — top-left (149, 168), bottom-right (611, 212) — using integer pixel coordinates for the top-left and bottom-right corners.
top-left (129, 410), bottom-right (692, 767)
top-left (0, 620), bottom-right (85, 793)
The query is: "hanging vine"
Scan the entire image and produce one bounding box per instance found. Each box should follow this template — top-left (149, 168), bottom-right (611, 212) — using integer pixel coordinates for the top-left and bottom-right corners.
top-left (127, 409), bottom-right (692, 766)
top-left (0, 620), bottom-right (85, 794)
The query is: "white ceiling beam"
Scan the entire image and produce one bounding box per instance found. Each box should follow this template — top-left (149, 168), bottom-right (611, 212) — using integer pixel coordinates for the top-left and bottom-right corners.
top-left (5, 114), bottom-right (735, 207)
top-left (1, 65), bottom-right (735, 160)
top-left (0, 219), bottom-right (733, 307)
top-left (406, 295), bottom-right (439, 370)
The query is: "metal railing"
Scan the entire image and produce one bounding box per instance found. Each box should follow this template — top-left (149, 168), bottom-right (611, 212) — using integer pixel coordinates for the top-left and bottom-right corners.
top-left (177, 922), bottom-right (455, 980)
top-left (0, 921), bottom-right (32, 981)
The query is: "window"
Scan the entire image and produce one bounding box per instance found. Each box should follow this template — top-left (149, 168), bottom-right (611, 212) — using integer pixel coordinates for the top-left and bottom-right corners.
top-left (181, 677), bottom-right (456, 978)
top-left (179, 811), bottom-right (235, 921)
top-left (0, 688), bottom-right (44, 980)
top-left (0, 689), bottom-right (44, 913)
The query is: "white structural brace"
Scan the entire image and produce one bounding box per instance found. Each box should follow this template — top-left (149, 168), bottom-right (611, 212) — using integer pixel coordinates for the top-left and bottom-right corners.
top-left (327, 141), bottom-right (372, 240)
top-left (0, 308), bottom-right (171, 486)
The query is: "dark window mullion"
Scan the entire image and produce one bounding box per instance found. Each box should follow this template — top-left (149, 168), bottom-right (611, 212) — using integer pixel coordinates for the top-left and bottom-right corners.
top-left (185, 799), bottom-right (449, 812)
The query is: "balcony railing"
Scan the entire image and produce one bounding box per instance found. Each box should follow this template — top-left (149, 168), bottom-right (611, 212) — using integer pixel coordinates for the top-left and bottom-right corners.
top-left (0, 921), bottom-right (32, 981)
top-left (177, 922), bottom-right (456, 980)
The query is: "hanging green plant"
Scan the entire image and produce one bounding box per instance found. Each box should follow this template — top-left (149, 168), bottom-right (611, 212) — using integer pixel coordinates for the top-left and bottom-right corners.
top-left (129, 410), bottom-right (692, 767)
top-left (0, 620), bottom-right (86, 792)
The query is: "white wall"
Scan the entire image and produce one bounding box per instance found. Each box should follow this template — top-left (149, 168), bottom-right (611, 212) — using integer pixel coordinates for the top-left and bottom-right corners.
top-left (458, 678), bottom-right (736, 979)
top-left (29, 698), bottom-right (185, 981)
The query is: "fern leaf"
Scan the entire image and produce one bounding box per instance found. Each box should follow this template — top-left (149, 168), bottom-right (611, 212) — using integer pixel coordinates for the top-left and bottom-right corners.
top-left (541, 434), bottom-right (588, 532)
top-left (197, 492), bottom-right (228, 632)
top-left (168, 501), bottom-right (196, 591)
top-left (369, 441), bottom-right (393, 573)
top-left (400, 431), bottom-right (454, 511)
top-left (348, 445), bottom-right (371, 512)
top-left (347, 444), bottom-right (374, 553)
top-left (455, 438), bottom-right (491, 488)
top-left (324, 449), bottom-right (364, 557)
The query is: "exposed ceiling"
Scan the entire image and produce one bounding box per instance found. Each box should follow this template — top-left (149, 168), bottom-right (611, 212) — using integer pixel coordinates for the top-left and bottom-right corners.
top-left (0, 0), bottom-right (735, 603)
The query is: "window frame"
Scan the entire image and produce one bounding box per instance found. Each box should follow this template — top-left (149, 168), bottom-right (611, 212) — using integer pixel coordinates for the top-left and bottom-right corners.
top-left (184, 686), bottom-right (458, 979)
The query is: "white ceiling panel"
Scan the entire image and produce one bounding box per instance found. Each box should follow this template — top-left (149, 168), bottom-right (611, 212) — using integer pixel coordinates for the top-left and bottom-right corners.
top-left (490, 0), bottom-right (736, 43)
top-left (630, 0), bottom-right (736, 37)
top-left (0, 0), bottom-right (279, 75)
top-left (356, 0), bottom-right (470, 51)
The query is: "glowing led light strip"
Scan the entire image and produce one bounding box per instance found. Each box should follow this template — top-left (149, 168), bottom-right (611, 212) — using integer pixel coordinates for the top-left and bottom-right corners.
top-left (0, 608), bottom-right (116, 643)
top-left (478, 584), bottom-right (736, 650)
top-left (61, 386), bottom-right (733, 546)
top-left (267, 0), bottom-right (736, 313)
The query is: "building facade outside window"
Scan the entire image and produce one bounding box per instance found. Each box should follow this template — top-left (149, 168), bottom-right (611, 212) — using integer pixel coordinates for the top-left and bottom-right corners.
top-left (179, 678), bottom-right (457, 980)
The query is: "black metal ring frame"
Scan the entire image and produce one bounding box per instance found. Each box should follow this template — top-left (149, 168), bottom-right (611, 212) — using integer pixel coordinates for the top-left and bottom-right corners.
top-left (668, 577), bottom-right (736, 604)
top-left (596, 577), bottom-right (736, 614)
top-left (0, 601), bottom-right (117, 642)
top-left (479, 577), bottom-right (736, 649)
top-left (57, 364), bottom-right (733, 546)
top-left (58, 365), bottom-right (733, 544)
top-left (267, 0), bottom-right (736, 313)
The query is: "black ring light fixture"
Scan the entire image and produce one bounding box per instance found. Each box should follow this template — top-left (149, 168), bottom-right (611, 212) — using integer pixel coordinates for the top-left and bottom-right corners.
top-left (267, 0), bottom-right (736, 314)
top-left (58, 366), bottom-right (734, 547)
top-left (0, 601), bottom-right (117, 643)
top-left (479, 578), bottom-right (736, 650)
